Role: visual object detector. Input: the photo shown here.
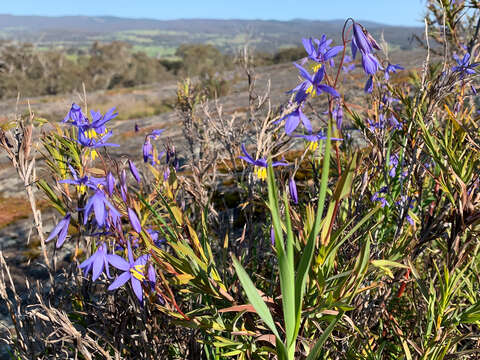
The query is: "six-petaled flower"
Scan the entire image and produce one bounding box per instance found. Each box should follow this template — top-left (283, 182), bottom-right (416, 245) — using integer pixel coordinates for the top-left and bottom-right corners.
top-left (238, 144), bottom-right (288, 180)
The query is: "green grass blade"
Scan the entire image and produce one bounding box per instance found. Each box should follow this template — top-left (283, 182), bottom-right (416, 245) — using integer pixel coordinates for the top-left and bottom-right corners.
top-left (232, 256), bottom-right (281, 341)
top-left (305, 310), bottom-right (344, 360)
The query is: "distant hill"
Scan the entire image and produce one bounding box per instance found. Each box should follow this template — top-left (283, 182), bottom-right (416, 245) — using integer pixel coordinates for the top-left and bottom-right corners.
top-left (0, 14), bottom-right (422, 57)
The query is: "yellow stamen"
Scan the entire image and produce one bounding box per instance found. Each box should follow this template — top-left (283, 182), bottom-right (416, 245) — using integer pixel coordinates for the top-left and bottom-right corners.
top-left (308, 141), bottom-right (319, 151)
top-left (87, 128), bottom-right (97, 139)
top-left (312, 63), bottom-right (322, 73)
top-left (255, 167), bottom-right (267, 181)
top-left (306, 85), bottom-right (317, 97)
top-left (130, 264), bottom-right (145, 281)
top-left (76, 184), bottom-right (86, 195)
top-left (90, 149), bottom-right (98, 161)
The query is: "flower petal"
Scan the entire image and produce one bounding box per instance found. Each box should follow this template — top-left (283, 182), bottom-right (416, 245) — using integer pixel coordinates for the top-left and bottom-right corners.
top-left (108, 271), bottom-right (130, 291)
top-left (131, 277), bottom-right (143, 302)
top-left (107, 254), bottom-right (130, 271)
top-left (92, 255), bottom-right (104, 281)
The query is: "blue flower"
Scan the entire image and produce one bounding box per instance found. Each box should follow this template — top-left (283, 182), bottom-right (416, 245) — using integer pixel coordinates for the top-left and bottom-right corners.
top-left (364, 76), bottom-right (374, 93)
top-left (77, 129), bottom-right (119, 160)
top-left (84, 190), bottom-right (120, 228)
top-left (59, 164), bottom-right (106, 194)
top-left (143, 138), bottom-right (153, 163)
top-left (79, 243), bottom-right (112, 281)
top-left (64, 104), bottom-right (117, 134)
top-left (279, 107), bottom-right (312, 135)
top-left (389, 116), bottom-right (402, 130)
top-left (289, 63), bottom-right (339, 102)
top-left (147, 129), bottom-right (165, 139)
top-left (333, 104), bottom-right (343, 130)
top-left (108, 241), bottom-right (149, 303)
top-left (371, 186), bottom-right (388, 207)
top-left (88, 107), bottom-right (118, 135)
top-left (384, 63), bottom-right (404, 80)
top-left (293, 131), bottom-right (342, 151)
top-left (351, 22), bottom-right (380, 58)
top-left (302, 35), bottom-right (343, 64)
top-left (106, 172), bottom-right (115, 196)
top-left (128, 160), bottom-right (141, 183)
top-left (63, 103), bottom-right (87, 126)
top-left (238, 144), bottom-right (288, 180)
top-left (452, 52), bottom-right (479, 77)
top-left (367, 115), bottom-right (385, 132)
top-left (289, 177), bottom-right (298, 204)
top-left (128, 208), bottom-right (142, 233)
top-left (361, 53), bottom-right (381, 76)
top-left (351, 22), bottom-right (382, 77)
top-left (46, 213), bottom-right (71, 248)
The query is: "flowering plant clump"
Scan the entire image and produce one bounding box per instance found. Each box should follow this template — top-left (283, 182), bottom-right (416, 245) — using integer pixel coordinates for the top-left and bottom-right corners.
top-left (1, 2), bottom-right (480, 359)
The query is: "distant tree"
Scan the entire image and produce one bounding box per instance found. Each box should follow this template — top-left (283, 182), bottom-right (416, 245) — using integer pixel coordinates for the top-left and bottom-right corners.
top-left (272, 47), bottom-right (305, 64)
top-left (175, 44), bottom-right (228, 77)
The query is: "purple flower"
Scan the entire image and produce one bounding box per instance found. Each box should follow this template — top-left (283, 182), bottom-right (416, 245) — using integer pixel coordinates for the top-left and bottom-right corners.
top-left (108, 241), bottom-right (149, 302)
top-left (238, 144), bottom-right (288, 180)
top-left (63, 103), bottom-right (87, 125)
top-left (452, 52), bottom-right (479, 77)
top-left (79, 243), bottom-right (111, 281)
top-left (371, 186), bottom-right (388, 207)
top-left (362, 54), bottom-right (381, 75)
top-left (89, 107), bottom-right (118, 135)
top-left (351, 22), bottom-right (381, 76)
top-left (334, 104), bottom-right (343, 130)
top-left (279, 107), bottom-right (312, 135)
top-left (84, 190), bottom-right (120, 228)
top-left (294, 131), bottom-right (342, 151)
top-left (147, 228), bottom-right (165, 248)
top-left (77, 129), bottom-right (119, 160)
top-left (59, 164), bottom-right (106, 193)
top-left (352, 23), bottom-right (375, 57)
top-left (163, 167), bottom-right (170, 181)
top-left (289, 177), bottom-right (298, 204)
top-left (106, 172), bottom-right (115, 195)
top-left (389, 116), bottom-right (402, 130)
top-left (343, 63), bottom-right (355, 73)
top-left (384, 63), bottom-right (404, 80)
top-left (289, 63), bottom-right (339, 103)
top-left (143, 138), bottom-right (153, 163)
top-left (406, 215), bottom-right (414, 225)
top-left (367, 115), bottom-right (385, 132)
top-left (147, 264), bottom-right (156, 290)
top-left (128, 160), bottom-right (141, 183)
top-left (270, 226), bottom-right (275, 246)
top-left (302, 35), bottom-right (343, 64)
top-left (64, 104), bottom-right (118, 160)
top-left (148, 129), bottom-right (165, 139)
top-left (389, 154), bottom-right (399, 178)
top-left (364, 76), bottom-right (374, 93)
top-left (46, 213), bottom-right (71, 248)
top-left (128, 208), bottom-right (142, 233)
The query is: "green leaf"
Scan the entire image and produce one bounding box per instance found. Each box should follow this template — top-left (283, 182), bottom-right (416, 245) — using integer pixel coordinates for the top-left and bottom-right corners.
top-left (232, 256), bottom-right (281, 341)
top-left (295, 118), bottom-right (332, 333)
top-left (305, 311), bottom-right (344, 360)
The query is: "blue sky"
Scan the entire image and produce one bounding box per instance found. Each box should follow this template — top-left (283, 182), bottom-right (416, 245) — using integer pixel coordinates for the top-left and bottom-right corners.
top-left (2, 0), bottom-right (426, 26)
